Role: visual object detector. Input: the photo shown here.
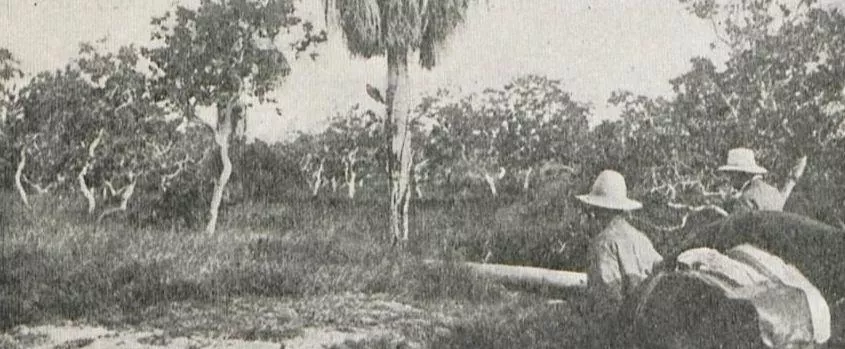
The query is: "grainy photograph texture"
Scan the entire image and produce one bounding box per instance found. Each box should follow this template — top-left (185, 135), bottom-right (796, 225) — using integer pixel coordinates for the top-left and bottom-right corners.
top-left (2, 0), bottom-right (845, 348)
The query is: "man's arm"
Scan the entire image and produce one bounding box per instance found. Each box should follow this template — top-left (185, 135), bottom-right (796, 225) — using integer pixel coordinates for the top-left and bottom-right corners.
top-left (780, 156), bottom-right (807, 200)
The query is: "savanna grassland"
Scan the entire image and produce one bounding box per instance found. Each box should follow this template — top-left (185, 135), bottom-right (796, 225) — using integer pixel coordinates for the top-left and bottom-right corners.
top-left (0, 190), bottom-right (597, 349)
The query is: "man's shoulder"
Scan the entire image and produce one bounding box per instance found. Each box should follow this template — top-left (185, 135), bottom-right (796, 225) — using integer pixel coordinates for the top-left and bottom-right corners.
top-left (597, 218), bottom-right (646, 243)
top-left (746, 177), bottom-right (778, 191)
top-left (742, 178), bottom-right (783, 199)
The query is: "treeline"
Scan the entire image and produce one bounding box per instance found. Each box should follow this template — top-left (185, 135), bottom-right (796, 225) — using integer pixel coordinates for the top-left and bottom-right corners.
top-left (2, 1), bottom-right (845, 231)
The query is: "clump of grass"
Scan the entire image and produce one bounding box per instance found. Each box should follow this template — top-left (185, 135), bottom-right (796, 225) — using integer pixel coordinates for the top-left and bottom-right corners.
top-left (427, 299), bottom-right (587, 349)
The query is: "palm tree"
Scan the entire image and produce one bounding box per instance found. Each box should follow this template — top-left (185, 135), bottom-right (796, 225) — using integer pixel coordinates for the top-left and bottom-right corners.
top-left (325, 0), bottom-right (470, 245)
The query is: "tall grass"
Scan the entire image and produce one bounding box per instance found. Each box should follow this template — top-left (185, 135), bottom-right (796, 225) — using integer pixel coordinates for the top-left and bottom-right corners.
top-left (0, 192), bottom-right (519, 330)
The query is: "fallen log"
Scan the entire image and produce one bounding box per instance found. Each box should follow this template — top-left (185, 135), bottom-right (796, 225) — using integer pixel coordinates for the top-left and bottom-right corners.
top-left (424, 259), bottom-right (587, 289)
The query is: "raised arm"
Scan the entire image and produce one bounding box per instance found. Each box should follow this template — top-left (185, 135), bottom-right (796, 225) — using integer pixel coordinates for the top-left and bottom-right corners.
top-left (780, 156), bottom-right (807, 200)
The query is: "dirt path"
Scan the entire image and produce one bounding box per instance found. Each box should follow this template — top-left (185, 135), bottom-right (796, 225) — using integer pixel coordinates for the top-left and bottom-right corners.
top-left (2, 294), bottom-right (445, 349)
top-left (7, 323), bottom-right (390, 349)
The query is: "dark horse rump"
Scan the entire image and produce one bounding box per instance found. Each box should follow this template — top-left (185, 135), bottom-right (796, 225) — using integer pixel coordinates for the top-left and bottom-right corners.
top-left (674, 210), bottom-right (845, 303)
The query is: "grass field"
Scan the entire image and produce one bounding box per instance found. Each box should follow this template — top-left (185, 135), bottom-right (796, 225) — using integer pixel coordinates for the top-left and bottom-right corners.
top-left (7, 190), bottom-right (842, 348)
top-left (0, 191), bottom-right (595, 348)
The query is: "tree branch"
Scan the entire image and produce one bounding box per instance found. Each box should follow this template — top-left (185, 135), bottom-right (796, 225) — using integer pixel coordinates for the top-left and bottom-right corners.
top-left (160, 155), bottom-right (191, 191)
top-left (97, 176), bottom-right (137, 225)
top-left (667, 202), bottom-right (729, 217)
top-left (708, 76), bottom-right (741, 120)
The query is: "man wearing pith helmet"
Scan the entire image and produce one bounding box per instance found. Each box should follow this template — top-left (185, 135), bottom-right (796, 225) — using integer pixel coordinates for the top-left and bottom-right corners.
top-left (576, 170), bottom-right (663, 349)
top-left (717, 147), bottom-right (786, 212)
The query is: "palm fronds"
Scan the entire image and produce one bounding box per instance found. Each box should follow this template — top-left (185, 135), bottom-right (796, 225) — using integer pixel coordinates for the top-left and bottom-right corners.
top-left (328, 0), bottom-right (470, 68)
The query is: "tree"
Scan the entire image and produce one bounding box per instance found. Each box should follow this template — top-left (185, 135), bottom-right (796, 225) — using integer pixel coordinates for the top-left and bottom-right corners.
top-left (0, 48), bottom-right (22, 124)
top-left (491, 75), bottom-right (589, 191)
top-left (10, 43), bottom-right (177, 219)
top-left (0, 49), bottom-right (25, 205)
top-left (422, 76), bottom-right (590, 197)
top-left (425, 92), bottom-right (510, 197)
top-left (679, 0), bottom-right (819, 53)
top-left (77, 43), bottom-right (174, 219)
top-left (292, 132), bottom-right (331, 197)
top-left (584, 3), bottom-right (845, 231)
top-left (322, 105), bottom-right (383, 199)
top-left (144, 0), bottom-right (305, 235)
top-left (326, 0), bottom-right (471, 244)
top-left (12, 66), bottom-right (101, 210)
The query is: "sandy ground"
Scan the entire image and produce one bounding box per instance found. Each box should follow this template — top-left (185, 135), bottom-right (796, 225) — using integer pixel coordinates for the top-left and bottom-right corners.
top-left (10, 323), bottom-right (389, 349)
top-left (2, 294), bottom-right (455, 349)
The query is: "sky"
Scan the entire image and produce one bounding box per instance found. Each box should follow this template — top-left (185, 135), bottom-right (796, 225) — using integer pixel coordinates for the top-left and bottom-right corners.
top-left (0, 0), bottom-right (735, 142)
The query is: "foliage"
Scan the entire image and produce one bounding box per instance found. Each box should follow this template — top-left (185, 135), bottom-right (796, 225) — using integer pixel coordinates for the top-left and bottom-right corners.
top-left (144, 0), bottom-right (299, 112)
top-left (0, 48), bottom-right (22, 123)
top-left (144, 0), bottom-right (315, 234)
top-left (329, 0), bottom-right (470, 68)
top-left (421, 75), bottom-right (590, 196)
top-left (593, 5), bottom-right (845, 229)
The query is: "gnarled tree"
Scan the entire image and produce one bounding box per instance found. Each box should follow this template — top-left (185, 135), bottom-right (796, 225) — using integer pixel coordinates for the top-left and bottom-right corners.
top-left (145, 0), bottom-right (306, 235)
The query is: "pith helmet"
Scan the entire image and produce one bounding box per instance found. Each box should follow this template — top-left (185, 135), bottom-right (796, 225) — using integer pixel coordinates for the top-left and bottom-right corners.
top-left (576, 170), bottom-right (642, 211)
top-left (717, 148), bottom-right (768, 174)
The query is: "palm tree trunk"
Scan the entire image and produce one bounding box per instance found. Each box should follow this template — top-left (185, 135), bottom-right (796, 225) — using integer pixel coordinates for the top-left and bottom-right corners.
top-left (205, 103), bottom-right (235, 236)
top-left (15, 148), bottom-right (30, 208)
top-left (386, 46), bottom-right (414, 245)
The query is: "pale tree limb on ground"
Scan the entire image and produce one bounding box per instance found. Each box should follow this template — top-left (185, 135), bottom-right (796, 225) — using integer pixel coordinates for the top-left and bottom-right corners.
top-left (423, 259), bottom-right (587, 290)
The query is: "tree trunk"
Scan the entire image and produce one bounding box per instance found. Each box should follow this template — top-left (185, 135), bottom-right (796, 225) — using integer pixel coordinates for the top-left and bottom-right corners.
top-left (523, 167), bottom-right (533, 191)
top-left (97, 176), bottom-right (137, 225)
top-left (205, 103), bottom-right (235, 236)
top-left (483, 172), bottom-right (498, 197)
top-left (15, 148), bottom-right (30, 208)
top-left (311, 159), bottom-right (324, 197)
top-left (345, 150), bottom-right (357, 199)
top-left (347, 170), bottom-right (357, 199)
top-left (78, 163), bottom-right (96, 213)
top-left (413, 159), bottom-right (427, 200)
top-left (386, 46), bottom-right (414, 245)
top-left (481, 167), bottom-right (506, 197)
top-left (79, 129), bottom-right (105, 214)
